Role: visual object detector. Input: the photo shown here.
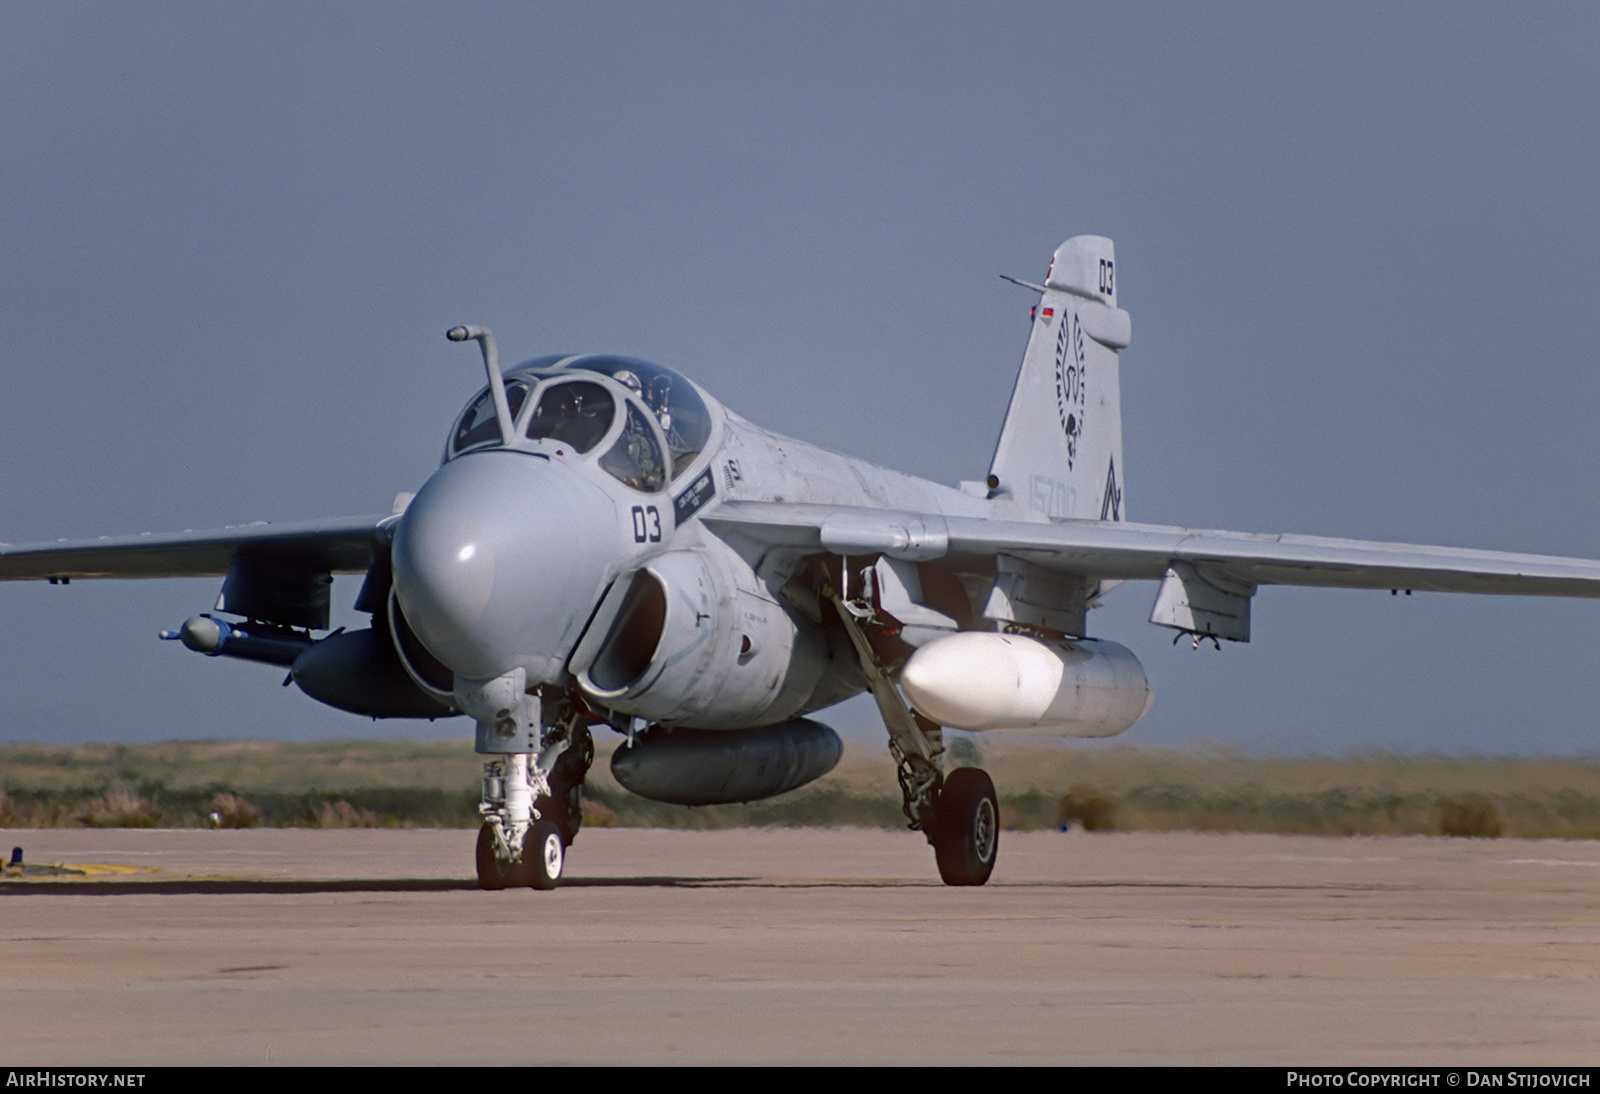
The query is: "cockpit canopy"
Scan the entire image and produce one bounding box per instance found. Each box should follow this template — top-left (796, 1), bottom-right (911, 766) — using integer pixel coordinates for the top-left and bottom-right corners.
top-left (445, 354), bottom-right (715, 493)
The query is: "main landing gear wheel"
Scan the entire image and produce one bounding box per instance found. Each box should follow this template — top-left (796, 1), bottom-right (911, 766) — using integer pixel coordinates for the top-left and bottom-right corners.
top-left (522, 817), bottom-right (565, 890)
top-left (931, 767), bottom-right (999, 886)
top-left (475, 823), bottom-right (512, 891)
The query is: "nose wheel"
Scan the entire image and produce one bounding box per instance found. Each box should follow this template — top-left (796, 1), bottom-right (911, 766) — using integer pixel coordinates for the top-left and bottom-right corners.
top-left (930, 767), bottom-right (999, 886)
top-left (476, 819), bottom-right (567, 890)
top-left (475, 823), bottom-right (514, 891)
top-left (474, 713), bottom-right (590, 892)
top-left (521, 817), bottom-right (565, 890)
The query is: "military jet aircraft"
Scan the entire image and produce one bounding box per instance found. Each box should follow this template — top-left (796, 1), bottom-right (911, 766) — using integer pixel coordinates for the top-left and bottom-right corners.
top-left (6, 235), bottom-right (1600, 888)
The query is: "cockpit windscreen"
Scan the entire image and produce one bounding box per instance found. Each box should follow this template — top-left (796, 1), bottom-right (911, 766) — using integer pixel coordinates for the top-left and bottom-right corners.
top-left (451, 380), bottom-right (529, 454)
top-left (522, 380), bottom-right (614, 453)
top-left (564, 356), bottom-right (712, 478)
top-left (600, 403), bottom-right (667, 493)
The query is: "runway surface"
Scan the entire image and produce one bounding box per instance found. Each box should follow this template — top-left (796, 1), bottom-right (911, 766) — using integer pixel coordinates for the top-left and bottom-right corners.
top-left (3, 826), bottom-right (1599, 1065)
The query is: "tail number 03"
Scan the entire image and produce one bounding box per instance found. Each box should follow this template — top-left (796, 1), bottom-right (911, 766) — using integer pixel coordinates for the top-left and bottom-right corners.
top-left (631, 505), bottom-right (663, 543)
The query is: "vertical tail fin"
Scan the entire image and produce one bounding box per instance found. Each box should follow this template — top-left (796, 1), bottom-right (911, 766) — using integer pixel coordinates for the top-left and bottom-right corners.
top-left (988, 236), bottom-right (1130, 522)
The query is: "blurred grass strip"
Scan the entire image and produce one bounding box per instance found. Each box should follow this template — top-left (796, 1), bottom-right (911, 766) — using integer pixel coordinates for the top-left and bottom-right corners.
top-left (2, 737), bottom-right (1599, 837)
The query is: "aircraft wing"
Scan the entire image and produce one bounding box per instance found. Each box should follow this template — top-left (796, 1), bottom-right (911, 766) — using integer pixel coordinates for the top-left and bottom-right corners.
top-left (0, 515), bottom-right (388, 581)
top-left (703, 502), bottom-right (1600, 598)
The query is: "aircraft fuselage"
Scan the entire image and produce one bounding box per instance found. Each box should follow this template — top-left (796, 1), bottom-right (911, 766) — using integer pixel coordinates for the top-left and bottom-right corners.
top-left (389, 352), bottom-right (1000, 742)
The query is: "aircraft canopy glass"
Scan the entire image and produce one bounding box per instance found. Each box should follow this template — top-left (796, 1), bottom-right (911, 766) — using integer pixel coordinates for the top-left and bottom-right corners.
top-left (447, 355), bottom-right (710, 493)
top-left (563, 356), bottom-right (712, 478)
top-left (522, 379), bottom-right (614, 454)
top-left (599, 403), bottom-right (667, 493)
top-left (450, 380), bottom-right (529, 454)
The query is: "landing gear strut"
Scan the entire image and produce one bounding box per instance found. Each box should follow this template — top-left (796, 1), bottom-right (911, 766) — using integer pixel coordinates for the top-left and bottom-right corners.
top-left (826, 581), bottom-right (999, 886)
top-left (473, 692), bottom-right (594, 891)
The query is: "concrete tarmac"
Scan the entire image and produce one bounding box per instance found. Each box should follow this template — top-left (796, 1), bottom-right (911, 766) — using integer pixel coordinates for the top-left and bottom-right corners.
top-left (3, 826), bottom-right (1599, 1065)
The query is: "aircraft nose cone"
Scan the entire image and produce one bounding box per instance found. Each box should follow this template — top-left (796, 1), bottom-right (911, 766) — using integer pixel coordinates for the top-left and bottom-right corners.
top-left (393, 505), bottom-right (497, 644)
top-left (391, 452), bottom-right (621, 682)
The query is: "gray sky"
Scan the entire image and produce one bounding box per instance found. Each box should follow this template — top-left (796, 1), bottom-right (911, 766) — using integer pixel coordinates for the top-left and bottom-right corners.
top-left (2, 2), bottom-right (1598, 755)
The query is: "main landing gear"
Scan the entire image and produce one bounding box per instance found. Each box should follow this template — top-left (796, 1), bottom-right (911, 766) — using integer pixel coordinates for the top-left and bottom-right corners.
top-left (929, 767), bottom-right (999, 886)
top-left (826, 584), bottom-right (1000, 887)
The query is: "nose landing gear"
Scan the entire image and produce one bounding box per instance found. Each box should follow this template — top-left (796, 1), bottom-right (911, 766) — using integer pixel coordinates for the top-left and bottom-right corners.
top-left (474, 816), bottom-right (568, 891)
top-left (474, 697), bottom-right (594, 891)
top-left (520, 817), bottom-right (565, 890)
top-left (474, 823), bottom-right (514, 891)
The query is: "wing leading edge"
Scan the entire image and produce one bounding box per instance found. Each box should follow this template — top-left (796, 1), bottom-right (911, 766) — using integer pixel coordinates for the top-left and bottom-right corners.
top-left (0, 515), bottom-right (388, 581)
top-left (704, 502), bottom-right (1600, 599)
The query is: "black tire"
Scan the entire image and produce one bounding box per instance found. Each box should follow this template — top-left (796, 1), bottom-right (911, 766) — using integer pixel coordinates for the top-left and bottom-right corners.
top-left (537, 786), bottom-right (581, 848)
top-left (521, 817), bottom-right (565, 890)
top-left (932, 767), bottom-right (999, 886)
top-left (475, 823), bottom-right (512, 891)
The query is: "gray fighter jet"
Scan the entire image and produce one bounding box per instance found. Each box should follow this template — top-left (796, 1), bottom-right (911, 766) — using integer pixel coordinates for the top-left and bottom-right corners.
top-left (7, 236), bottom-right (1600, 888)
